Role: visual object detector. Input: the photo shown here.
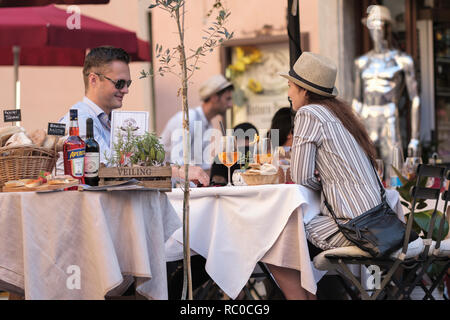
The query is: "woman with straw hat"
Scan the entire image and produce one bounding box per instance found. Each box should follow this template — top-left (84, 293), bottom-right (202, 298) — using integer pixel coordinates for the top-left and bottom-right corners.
top-left (264, 52), bottom-right (381, 299)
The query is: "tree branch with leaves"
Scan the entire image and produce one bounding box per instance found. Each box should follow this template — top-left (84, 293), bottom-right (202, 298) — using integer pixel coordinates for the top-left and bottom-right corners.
top-left (143, 0), bottom-right (233, 300)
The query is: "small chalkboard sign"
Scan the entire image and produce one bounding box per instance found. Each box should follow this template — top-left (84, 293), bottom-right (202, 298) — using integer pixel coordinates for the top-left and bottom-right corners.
top-left (48, 123), bottom-right (66, 136)
top-left (3, 109), bottom-right (21, 122)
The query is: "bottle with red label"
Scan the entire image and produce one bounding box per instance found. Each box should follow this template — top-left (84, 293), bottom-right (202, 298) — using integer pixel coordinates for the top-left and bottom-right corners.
top-left (63, 109), bottom-right (85, 187)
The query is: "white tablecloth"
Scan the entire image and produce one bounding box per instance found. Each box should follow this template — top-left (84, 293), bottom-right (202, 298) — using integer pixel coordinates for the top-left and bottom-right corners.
top-left (166, 184), bottom-right (403, 299)
top-left (0, 190), bottom-right (181, 300)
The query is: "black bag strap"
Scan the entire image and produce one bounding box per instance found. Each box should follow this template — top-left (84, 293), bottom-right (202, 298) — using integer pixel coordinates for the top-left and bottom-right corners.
top-left (322, 160), bottom-right (386, 226)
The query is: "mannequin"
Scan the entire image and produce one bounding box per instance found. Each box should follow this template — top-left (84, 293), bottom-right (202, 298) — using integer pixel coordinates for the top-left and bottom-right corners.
top-left (352, 5), bottom-right (420, 170)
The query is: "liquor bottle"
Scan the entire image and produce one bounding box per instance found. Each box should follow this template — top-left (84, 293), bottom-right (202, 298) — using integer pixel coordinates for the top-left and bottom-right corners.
top-left (63, 109), bottom-right (85, 186)
top-left (84, 118), bottom-right (100, 186)
top-left (389, 145), bottom-right (404, 188)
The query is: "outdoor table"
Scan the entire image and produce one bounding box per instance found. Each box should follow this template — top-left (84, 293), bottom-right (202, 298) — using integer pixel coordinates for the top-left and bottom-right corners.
top-left (166, 184), bottom-right (404, 299)
top-left (0, 189), bottom-right (181, 300)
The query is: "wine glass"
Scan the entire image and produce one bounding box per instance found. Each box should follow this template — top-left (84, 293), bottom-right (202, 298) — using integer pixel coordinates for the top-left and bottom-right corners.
top-left (375, 159), bottom-right (384, 182)
top-left (256, 138), bottom-right (273, 164)
top-left (403, 157), bottom-right (422, 180)
top-left (218, 136), bottom-right (238, 186)
top-left (277, 146), bottom-right (291, 183)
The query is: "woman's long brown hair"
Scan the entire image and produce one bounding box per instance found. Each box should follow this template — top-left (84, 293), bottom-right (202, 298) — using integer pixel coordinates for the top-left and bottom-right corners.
top-left (304, 91), bottom-right (377, 167)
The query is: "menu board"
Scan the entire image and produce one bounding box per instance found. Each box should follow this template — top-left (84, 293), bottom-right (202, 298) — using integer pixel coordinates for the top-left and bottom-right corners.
top-left (48, 123), bottom-right (66, 136)
top-left (3, 109), bottom-right (21, 122)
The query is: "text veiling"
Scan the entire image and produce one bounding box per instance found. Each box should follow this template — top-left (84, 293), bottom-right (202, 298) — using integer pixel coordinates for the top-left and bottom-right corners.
top-left (116, 167), bottom-right (154, 176)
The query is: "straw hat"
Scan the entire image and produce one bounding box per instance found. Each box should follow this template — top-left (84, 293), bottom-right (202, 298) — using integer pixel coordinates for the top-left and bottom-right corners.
top-left (362, 5), bottom-right (393, 26)
top-left (199, 74), bottom-right (233, 101)
top-left (280, 52), bottom-right (338, 97)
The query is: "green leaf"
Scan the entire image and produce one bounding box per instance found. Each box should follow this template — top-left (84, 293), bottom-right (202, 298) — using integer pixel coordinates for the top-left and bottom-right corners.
top-left (418, 176), bottom-right (428, 188)
top-left (398, 187), bottom-right (411, 203)
top-left (414, 210), bottom-right (449, 241)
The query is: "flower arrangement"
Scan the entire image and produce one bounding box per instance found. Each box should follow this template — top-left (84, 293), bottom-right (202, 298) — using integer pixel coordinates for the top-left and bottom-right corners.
top-left (226, 46), bottom-right (264, 106)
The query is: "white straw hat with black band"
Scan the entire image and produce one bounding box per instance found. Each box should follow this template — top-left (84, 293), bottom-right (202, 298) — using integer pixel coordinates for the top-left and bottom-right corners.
top-left (280, 52), bottom-right (338, 98)
top-left (199, 74), bottom-right (234, 101)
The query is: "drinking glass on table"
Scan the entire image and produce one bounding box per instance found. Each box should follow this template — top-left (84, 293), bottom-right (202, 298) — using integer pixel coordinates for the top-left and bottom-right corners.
top-left (277, 146), bottom-right (292, 183)
top-left (403, 157), bottom-right (422, 180)
top-left (218, 135), bottom-right (238, 186)
top-left (256, 137), bottom-right (273, 164)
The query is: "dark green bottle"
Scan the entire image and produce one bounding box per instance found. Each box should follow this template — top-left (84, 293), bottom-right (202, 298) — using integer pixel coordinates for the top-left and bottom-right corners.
top-left (84, 118), bottom-right (100, 186)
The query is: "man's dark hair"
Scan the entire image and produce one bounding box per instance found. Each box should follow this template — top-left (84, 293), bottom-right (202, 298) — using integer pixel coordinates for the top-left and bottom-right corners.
top-left (82, 46), bottom-right (130, 89)
top-left (233, 122), bottom-right (258, 136)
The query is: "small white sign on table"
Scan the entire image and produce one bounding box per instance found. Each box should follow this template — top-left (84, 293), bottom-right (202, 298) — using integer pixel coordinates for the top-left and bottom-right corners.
top-left (110, 110), bottom-right (149, 158)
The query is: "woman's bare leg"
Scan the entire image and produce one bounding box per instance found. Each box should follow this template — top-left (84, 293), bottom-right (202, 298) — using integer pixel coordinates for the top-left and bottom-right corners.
top-left (266, 263), bottom-right (316, 300)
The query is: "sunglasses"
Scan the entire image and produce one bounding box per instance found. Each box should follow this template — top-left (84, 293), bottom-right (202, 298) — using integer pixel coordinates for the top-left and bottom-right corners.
top-left (93, 73), bottom-right (132, 90)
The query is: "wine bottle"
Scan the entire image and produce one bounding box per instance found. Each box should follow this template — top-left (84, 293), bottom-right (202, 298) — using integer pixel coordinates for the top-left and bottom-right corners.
top-left (84, 118), bottom-right (100, 186)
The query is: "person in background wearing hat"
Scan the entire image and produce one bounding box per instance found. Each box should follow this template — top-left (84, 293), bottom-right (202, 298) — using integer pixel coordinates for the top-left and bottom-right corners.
top-left (353, 5), bottom-right (421, 173)
top-left (160, 74), bottom-right (234, 174)
top-left (262, 52), bottom-right (380, 300)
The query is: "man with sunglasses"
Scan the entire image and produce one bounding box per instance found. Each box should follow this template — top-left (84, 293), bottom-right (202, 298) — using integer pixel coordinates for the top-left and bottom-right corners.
top-left (56, 46), bottom-right (210, 186)
top-left (57, 46), bottom-right (131, 169)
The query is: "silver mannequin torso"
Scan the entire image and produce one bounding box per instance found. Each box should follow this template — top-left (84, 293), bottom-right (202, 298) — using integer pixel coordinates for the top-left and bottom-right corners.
top-left (353, 45), bottom-right (420, 170)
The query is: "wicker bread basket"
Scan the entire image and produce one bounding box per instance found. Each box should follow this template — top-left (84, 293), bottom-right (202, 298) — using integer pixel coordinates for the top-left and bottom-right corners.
top-left (0, 145), bottom-right (57, 187)
top-left (241, 173), bottom-right (278, 186)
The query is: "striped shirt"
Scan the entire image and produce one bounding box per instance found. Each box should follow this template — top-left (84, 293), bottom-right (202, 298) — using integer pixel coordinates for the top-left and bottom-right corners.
top-left (291, 104), bottom-right (382, 249)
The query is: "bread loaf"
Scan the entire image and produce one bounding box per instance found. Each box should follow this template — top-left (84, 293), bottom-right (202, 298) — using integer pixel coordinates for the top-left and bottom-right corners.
top-left (5, 132), bottom-right (33, 147)
top-left (0, 126), bottom-right (25, 147)
top-left (29, 129), bottom-right (47, 147)
top-left (42, 134), bottom-right (57, 149)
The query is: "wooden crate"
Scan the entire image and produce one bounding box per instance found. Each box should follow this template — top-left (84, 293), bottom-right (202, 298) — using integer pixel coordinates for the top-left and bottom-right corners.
top-left (98, 165), bottom-right (172, 192)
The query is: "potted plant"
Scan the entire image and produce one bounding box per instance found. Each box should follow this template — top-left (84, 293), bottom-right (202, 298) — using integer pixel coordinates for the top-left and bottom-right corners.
top-left (101, 126), bottom-right (171, 190)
